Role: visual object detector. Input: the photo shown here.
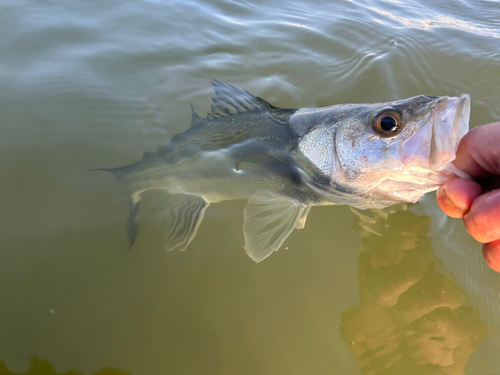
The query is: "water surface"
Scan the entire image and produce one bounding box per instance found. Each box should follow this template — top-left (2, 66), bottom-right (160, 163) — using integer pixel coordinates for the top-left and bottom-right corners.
top-left (1, 0), bottom-right (500, 374)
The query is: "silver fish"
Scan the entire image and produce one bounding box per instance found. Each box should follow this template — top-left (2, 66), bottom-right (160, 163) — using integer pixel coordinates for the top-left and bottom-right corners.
top-left (98, 81), bottom-right (470, 262)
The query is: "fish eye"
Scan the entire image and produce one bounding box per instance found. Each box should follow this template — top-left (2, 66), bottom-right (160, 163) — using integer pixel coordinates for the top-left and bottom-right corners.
top-left (371, 109), bottom-right (403, 137)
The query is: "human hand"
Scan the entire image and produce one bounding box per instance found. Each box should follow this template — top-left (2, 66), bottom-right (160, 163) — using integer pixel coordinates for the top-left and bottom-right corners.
top-left (437, 122), bottom-right (500, 273)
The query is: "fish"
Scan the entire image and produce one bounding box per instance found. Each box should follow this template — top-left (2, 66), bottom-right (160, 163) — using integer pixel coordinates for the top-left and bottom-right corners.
top-left (97, 81), bottom-right (470, 262)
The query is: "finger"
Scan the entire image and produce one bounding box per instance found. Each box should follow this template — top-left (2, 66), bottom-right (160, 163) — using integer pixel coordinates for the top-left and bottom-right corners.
top-left (436, 178), bottom-right (482, 218)
top-left (464, 189), bottom-right (500, 243)
top-left (483, 241), bottom-right (500, 274)
top-left (454, 122), bottom-right (500, 178)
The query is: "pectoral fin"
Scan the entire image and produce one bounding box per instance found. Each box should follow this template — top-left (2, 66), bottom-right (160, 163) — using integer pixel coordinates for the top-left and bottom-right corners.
top-left (243, 194), bottom-right (310, 263)
top-left (160, 194), bottom-right (209, 252)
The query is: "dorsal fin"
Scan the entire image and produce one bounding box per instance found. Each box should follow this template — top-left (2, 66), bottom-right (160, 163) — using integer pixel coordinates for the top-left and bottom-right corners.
top-left (189, 103), bottom-right (202, 128)
top-left (206, 80), bottom-right (297, 122)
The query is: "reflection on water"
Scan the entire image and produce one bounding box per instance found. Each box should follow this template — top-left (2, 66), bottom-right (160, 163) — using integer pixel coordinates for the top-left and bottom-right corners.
top-left (341, 209), bottom-right (487, 374)
top-left (0, 358), bottom-right (129, 375)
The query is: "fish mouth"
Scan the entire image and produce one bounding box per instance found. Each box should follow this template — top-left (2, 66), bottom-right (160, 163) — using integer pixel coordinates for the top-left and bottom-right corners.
top-left (399, 94), bottom-right (470, 174)
top-left (374, 94), bottom-right (470, 203)
top-left (429, 94), bottom-right (470, 169)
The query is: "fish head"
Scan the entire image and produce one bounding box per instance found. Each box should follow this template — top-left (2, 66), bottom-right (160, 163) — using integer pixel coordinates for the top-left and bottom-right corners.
top-left (298, 94), bottom-right (470, 209)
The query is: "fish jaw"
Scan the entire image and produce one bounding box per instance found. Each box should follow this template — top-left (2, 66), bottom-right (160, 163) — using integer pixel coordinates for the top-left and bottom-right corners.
top-left (401, 94), bottom-right (470, 176)
top-left (373, 95), bottom-right (470, 203)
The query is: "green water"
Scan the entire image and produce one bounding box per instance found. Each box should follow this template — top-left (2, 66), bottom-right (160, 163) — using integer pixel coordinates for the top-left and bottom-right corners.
top-left (1, 0), bottom-right (500, 374)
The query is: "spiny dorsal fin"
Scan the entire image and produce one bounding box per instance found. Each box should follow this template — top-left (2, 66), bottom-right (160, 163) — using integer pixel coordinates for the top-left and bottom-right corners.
top-left (207, 80), bottom-right (297, 122)
top-left (190, 103), bottom-right (202, 128)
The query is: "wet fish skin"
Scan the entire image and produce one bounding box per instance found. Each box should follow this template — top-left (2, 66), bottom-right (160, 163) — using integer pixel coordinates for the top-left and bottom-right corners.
top-left (99, 81), bottom-right (469, 262)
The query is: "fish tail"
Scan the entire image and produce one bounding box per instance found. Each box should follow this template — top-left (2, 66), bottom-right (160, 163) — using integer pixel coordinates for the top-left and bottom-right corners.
top-left (90, 166), bottom-right (139, 248)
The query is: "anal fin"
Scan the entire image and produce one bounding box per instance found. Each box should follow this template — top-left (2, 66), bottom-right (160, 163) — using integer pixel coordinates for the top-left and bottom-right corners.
top-left (243, 194), bottom-right (310, 262)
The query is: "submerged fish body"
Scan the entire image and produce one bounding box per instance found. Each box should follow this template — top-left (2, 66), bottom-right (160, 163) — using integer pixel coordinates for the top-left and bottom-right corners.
top-left (102, 82), bottom-right (470, 262)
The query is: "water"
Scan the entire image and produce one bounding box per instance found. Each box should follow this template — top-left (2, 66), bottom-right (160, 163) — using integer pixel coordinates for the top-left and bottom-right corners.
top-left (1, 0), bottom-right (500, 373)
